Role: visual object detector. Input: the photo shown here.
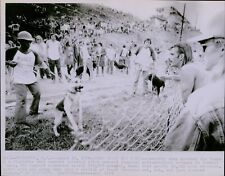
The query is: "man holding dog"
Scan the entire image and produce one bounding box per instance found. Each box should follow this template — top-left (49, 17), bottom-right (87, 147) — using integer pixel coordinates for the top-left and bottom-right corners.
top-left (132, 38), bottom-right (156, 96)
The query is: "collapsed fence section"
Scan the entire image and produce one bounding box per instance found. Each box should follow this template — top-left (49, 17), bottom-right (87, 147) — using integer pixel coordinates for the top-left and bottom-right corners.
top-left (71, 84), bottom-right (183, 151)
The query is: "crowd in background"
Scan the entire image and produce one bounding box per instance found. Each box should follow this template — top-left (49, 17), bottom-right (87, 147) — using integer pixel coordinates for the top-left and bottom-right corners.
top-left (5, 4), bottom-right (225, 151)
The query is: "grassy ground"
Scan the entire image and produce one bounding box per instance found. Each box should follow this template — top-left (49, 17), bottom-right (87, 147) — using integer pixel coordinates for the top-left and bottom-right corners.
top-left (5, 71), bottom-right (182, 151)
top-left (4, 72), bottom-right (134, 150)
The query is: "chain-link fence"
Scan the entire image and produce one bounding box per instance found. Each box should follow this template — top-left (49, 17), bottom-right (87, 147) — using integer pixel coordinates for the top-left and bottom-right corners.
top-left (70, 83), bottom-right (183, 151)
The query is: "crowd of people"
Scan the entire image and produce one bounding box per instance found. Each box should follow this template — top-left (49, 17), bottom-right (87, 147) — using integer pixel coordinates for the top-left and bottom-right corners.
top-left (5, 5), bottom-right (224, 151)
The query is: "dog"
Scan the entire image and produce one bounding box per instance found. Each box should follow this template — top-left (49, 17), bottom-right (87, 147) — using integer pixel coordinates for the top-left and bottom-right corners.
top-left (45, 77), bottom-right (84, 137)
top-left (148, 74), bottom-right (165, 95)
top-left (114, 61), bottom-right (127, 69)
top-left (75, 66), bottom-right (90, 78)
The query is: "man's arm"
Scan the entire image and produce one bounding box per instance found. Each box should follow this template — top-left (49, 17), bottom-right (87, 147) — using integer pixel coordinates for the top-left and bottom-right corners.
top-left (180, 66), bottom-right (196, 104)
top-left (150, 47), bottom-right (157, 61)
top-left (5, 47), bottom-right (18, 67)
top-left (58, 42), bottom-right (63, 56)
top-left (135, 47), bottom-right (141, 56)
top-left (33, 51), bottom-right (49, 69)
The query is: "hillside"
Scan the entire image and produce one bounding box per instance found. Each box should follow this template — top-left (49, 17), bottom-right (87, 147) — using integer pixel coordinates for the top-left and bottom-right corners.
top-left (6, 3), bottom-right (200, 43)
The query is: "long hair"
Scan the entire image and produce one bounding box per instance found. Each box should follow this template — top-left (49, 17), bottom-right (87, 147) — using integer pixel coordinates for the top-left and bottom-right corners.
top-left (173, 43), bottom-right (193, 66)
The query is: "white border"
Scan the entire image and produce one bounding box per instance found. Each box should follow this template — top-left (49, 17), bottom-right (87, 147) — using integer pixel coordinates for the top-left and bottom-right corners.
top-left (1, 1), bottom-right (224, 176)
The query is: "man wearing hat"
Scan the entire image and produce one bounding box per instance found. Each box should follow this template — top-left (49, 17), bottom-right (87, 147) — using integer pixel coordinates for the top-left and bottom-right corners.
top-left (164, 15), bottom-right (225, 151)
top-left (6, 31), bottom-right (51, 126)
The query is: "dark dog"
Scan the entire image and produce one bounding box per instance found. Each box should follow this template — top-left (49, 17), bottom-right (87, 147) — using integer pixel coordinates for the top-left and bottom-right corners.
top-left (76, 66), bottom-right (90, 77)
top-left (148, 74), bottom-right (165, 95)
top-left (114, 61), bottom-right (127, 69)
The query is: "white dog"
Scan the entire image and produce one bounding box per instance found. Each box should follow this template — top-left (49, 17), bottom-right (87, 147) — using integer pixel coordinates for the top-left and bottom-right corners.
top-left (49, 76), bottom-right (84, 137)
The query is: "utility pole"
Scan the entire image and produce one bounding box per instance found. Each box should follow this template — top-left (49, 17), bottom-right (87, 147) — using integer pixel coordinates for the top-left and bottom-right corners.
top-left (179, 3), bottom-right (186, 41)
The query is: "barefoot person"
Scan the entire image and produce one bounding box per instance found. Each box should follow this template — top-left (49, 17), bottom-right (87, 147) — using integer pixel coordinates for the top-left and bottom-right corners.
top-left (6, 31), bottom-right (51, 126)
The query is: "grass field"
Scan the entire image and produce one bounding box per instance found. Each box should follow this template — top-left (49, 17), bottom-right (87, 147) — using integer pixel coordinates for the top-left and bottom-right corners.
top-left (5, 69), bottom-right (182, 151)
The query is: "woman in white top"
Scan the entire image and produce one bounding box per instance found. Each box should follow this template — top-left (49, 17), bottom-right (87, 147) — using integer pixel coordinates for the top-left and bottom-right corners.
top-left (31, 35), bottom-right (49, 79)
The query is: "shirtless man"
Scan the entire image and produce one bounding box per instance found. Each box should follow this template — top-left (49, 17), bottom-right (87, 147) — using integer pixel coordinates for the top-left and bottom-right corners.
top-left (161, 43), bottom-right (207, 104)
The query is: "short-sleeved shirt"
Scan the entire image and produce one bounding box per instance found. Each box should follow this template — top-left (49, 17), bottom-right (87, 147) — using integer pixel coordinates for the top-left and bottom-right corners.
top-left (12, 50), bottom-right (37, 84)
top-left (106, 48), bottom-right (116, 61)
top-left (135, 47), bottom-right (154, 71)
top-left (46, 40), bottom-right (61, 60)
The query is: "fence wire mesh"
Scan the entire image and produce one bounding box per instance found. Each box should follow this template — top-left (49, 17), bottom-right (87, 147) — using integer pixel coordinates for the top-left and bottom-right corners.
top-left (70, 83), bottom-right (183, 151)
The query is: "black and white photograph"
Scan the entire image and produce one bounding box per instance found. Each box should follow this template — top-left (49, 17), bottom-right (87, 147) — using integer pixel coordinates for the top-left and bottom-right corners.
top-left (3, 0), bottom-right (224, 153)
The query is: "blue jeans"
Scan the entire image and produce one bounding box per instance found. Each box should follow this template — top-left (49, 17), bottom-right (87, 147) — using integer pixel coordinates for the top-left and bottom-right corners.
top-left (14, 82), bottom-right (41, 122)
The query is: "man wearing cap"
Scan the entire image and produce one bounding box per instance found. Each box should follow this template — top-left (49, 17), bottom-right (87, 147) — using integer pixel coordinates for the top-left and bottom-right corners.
top-left (164, 36), bottom-right (225, 151)
top-left (46, 33), bottom-right (63, 82)
top-left (6, 31), bottom-right (51, 126)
